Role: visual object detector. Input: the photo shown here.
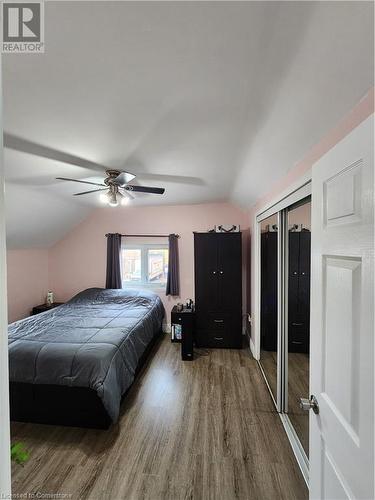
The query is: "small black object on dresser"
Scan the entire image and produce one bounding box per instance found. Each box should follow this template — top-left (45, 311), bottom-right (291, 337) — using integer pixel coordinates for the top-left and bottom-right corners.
top-left (194, 232), bottom-right (242, 348)
top-left (31, 303), bottom-right (64, 316)
top-left (171, 306), bottom-right (195, 360)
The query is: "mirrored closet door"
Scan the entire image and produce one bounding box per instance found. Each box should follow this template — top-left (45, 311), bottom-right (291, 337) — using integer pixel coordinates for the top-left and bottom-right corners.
top-left (286, 198), bottom-right (311, 457)
top-left (258, 187), bottom-right (312, 468)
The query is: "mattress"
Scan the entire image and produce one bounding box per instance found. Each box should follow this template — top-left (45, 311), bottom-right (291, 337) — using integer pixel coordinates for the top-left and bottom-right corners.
top-left (8, 287), bottom-right (164, 422)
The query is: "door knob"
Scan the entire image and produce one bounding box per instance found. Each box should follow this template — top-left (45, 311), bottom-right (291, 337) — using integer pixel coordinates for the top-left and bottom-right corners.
top-left (299, 395), bottom-right (319, 414)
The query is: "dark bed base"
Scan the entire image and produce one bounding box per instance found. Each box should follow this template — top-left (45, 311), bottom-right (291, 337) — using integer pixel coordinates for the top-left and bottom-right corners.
top-left (10, 330), bottom-right (163, 429)
top-left (10, 383), bottom-right (112, 429)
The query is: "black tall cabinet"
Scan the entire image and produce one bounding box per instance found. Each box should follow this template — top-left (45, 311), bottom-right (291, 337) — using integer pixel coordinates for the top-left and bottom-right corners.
top-left (194, 232), bottom-right (242, 348)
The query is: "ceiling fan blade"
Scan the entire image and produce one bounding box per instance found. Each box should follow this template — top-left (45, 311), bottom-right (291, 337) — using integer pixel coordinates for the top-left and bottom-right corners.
top-left (136, 173), bottom-right (204, 186)
top-left (119, 188), bottom-right (135, 200)
top-left (125, 185), bottom-right (165, 195)
top-left (4, 133), bottom-right (108, 173)
top-left (73, 188), bottom-right (108, 196)
top-left (57, 177), bottom-right (106, 187)
top-left (113, 171), bottom-right (136, 187)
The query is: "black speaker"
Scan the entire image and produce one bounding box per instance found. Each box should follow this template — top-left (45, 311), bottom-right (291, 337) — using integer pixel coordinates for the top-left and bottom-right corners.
top-left (171, 306), bottom-right (195, 361)
top-left (181, 326), bottom-right (194, 361)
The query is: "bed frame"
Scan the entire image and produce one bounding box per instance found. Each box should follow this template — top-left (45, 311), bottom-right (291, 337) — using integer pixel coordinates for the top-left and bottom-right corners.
top-left (10, 330), bottom-right (163, 429)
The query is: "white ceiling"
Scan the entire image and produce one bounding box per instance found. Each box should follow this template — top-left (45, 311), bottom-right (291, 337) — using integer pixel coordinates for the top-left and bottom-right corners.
top-left (3, 1), bottom-right (374, 248)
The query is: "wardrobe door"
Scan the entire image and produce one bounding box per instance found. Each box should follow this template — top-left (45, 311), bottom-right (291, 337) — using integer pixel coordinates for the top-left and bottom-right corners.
top-left (298, 275), bottom-right (310, 343)
top-left (289, 233), bottom-right (300, 277)
top-left (194, 234), bottom-right (218, 312)
top-left (261, 232), bottom-right (278, 351)
top-left (299, 232), bottom-right (311, 276)
top-left (217, 233), bottom-right (242, 312)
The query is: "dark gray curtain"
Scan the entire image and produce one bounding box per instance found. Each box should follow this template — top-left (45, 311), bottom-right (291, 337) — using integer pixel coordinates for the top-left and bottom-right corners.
top-left (105, 233), bottom-right (122, 289)
top-left (166, 234), bottom-right (180, 296)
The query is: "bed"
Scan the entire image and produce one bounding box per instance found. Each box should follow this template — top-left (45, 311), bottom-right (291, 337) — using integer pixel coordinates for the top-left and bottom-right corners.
top-left (8, 287), bottom-right (164, 429)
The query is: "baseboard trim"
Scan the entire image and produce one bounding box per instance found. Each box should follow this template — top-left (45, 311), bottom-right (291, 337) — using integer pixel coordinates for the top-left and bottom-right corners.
top-left (257, 360), bottom-right (278, 408)
top-left (249, 337), bottom-right (256, 359)
top-left (163, 323), bottom-right (171, 334)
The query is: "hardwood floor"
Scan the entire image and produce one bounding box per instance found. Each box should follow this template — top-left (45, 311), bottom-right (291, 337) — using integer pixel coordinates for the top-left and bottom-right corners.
top-left (11, 335), bottom-right (308, 500)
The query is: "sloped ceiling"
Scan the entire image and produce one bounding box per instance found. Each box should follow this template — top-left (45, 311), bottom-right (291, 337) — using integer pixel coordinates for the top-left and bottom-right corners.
top-left (3, 1), bottom-right (374, 248)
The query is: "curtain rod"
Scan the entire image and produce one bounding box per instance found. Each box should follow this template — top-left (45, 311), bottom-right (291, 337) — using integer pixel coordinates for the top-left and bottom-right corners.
top-left (105, 233), bottom-right (180, 238)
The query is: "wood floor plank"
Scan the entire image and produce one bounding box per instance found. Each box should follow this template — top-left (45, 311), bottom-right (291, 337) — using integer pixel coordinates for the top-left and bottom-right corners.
top-left (11, 335), bottom-right (308, 500)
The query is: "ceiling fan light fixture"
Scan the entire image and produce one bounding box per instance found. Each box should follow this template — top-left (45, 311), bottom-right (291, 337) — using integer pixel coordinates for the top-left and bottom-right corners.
top-left (120, 196), bottom-right (129, 206)
top-left (108, 192), bottom-right (118, 207)
top-left (99, 192), bottom-right (109, 204)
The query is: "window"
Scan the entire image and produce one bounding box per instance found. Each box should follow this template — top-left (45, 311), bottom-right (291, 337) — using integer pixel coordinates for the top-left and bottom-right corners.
top-left (121, 244), bottom-right (169, 287)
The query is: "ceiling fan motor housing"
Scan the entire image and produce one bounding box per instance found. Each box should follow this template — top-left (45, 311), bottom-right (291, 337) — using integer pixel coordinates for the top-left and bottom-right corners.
top-left (104, 169), bottom-right (122, 186)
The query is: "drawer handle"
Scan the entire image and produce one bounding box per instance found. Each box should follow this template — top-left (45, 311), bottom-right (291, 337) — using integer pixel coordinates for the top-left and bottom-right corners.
top-left (292, 341), bottom-right (303, 345)
top-left (219, 271), bottom-right (224, 275)
top-left (291, 322), bottom-right (303, 326)
top-left (214, 337), bottom-right (224, 341)
top-left (214, 319), bottom-right (224, 323)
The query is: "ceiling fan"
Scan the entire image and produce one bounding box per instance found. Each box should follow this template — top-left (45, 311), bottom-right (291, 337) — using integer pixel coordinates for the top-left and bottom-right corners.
top-left (56, 169), bottom-right (165, 207)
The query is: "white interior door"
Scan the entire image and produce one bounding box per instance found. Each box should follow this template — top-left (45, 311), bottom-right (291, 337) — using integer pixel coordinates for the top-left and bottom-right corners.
top-left (309, 115), bottom-right (374, 499)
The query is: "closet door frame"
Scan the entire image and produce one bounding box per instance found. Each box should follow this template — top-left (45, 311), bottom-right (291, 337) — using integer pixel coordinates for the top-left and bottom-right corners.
top-left (0, 53), bottom-right (11, 495)
top-left (253, 175), bottom-right (311, 362)
top-left (254, 176), bottom-right (312, 484)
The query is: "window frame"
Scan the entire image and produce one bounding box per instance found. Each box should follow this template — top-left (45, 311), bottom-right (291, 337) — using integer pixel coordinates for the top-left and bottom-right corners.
top-left (121, 242), bottom-right (169, 289)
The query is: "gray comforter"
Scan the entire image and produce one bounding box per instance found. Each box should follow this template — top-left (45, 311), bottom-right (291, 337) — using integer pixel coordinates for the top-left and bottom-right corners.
top-left (8, 288), bottom-right (164, 422)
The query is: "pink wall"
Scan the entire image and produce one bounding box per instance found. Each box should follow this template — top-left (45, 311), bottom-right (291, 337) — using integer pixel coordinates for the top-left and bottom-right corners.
top-left (7, 249), bottom-right (49, 323)
top-left (249, 88), bottom-right (374, 218)
top-left (248, 87), bottom-right (374, 350)
top-left (48, 202), bottom-right (250, 323)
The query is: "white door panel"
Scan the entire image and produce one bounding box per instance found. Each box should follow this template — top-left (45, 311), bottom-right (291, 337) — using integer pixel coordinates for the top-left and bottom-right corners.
top-left (310, 116), bottom-right (374, 499)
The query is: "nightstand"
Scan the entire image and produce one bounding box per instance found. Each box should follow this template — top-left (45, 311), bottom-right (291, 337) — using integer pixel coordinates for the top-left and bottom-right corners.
top-left (31, 303), bottom-right (64, 316)
top-left (171, 306), bottom-right (195, 361)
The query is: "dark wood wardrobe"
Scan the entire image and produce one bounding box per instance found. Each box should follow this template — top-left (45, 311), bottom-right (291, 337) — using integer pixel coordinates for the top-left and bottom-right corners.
top-left (260, 230), bottom-right (310, 354)
top-left (194, 232), bottom-right (242, 348)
